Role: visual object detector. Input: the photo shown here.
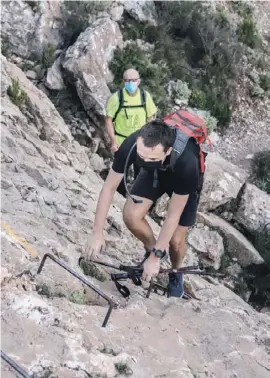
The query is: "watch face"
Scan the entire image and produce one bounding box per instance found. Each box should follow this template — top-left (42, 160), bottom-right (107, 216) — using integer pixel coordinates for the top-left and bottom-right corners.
top-left (155, 249), bottom-right (164, 258)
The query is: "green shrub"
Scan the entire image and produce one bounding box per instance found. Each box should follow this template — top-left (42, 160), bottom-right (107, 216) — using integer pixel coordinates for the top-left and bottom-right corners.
top-left (189, 89), bottom-right (207, 109)
top-left (114, 362), bottom-right (133, 376)
top-left (205, 114), bottom-right (218, 134)
top-left (7, 78), bottom-right (30, 108)
top-left (251, 150), bottom-right (270, 194)
top-left (231, 1), bottom-right (252, 18)
top-left (110, 1), bottom-right (261, 129)
top-left (237, 15), bottom-right (261, 49)
top-left (69, 290), bottom-right (86, 305)
top-left (41, 43), bottom-right (56, 70)
top-left (259, 74), bottom-right (270, 92)
top-left (167, 79), bottom-right (191, 106)
top-left (253, 227), bottom-right (270, 264)
top-left (250, 84), bottom-right (264, 98)
top-left (109, 42), bottom-right (171, 116)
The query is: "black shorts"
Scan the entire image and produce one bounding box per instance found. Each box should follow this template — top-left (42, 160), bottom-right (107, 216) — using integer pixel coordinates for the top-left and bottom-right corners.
top-left (129, 168), bottom-right (202, 227)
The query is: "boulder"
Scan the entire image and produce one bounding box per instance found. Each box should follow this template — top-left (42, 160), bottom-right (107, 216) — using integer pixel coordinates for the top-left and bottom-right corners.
top-left (199, 152), bottom-right (248, 211)
top-left (120, 0), bottom-right (157, 25)
top-left (62, 18), bottom-right (123, 117)
top-left (45, 56), bottom-right (64, 91)
top-left (109, 4), bottom-right (124, 22)
top-left (187, 226), bottom-right (225, 270)
top-left (197, 212), bottom-right (264, 267)
top-left (235, 183), bottom-right (270, 233)
top-left (1, 0), bottom-right (63, 59)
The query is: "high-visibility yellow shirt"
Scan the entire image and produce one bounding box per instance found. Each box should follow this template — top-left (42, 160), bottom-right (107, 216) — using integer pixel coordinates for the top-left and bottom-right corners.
top-left (106, 88), bottom-right (157, 145)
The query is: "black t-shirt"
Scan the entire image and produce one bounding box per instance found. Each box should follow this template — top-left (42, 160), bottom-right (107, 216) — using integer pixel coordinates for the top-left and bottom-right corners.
top-left (112, 130), bottom-right (201, 195)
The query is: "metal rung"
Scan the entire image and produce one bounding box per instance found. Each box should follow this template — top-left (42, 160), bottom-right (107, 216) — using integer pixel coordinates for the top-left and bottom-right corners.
top-left (1, 351), bottom-right (31, 378)
top-left (37, 253), bottom-right (116, 327)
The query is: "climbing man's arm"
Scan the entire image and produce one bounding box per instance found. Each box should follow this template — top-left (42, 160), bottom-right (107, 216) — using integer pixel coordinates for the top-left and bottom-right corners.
top-left (92, 169), bottom-right (123, 235)
top-left (105, 93), bottom-right (119, 151)
top-left (105, 116), bottom-right (118, 151)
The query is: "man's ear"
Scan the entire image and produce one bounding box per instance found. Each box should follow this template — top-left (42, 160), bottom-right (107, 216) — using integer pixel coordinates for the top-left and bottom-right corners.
top-left (137, 78), bottom-right (141, 86)
top-left (166, 147), bottom-right (173, 156)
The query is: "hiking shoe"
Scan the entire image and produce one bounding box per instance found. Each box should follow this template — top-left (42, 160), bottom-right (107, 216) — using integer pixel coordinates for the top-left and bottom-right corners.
top-left (167, 271), bottom-right (184, 298)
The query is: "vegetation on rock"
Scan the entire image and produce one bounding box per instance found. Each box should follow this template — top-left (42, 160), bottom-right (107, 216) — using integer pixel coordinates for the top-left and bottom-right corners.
top-left (61, 0), bottom-right (111, 44)
top-left (7, 78), bottom-right (30, 108)
top-left (110, 1), bottom-right (265, 131)
top-left (251, 150), bottom-right (270, 194)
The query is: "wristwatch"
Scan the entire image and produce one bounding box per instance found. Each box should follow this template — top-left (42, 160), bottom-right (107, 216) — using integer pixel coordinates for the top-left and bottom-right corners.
top-left (152, 248), bottom-right (166, 259)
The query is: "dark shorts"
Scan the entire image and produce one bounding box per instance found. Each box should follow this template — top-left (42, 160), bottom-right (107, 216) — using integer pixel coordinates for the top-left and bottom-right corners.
top-left (129, 168), bottom-right (203, 227)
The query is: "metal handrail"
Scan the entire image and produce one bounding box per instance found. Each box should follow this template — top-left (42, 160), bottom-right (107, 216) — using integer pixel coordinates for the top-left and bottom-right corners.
top-left (37, 253), bottom-right (117, 327)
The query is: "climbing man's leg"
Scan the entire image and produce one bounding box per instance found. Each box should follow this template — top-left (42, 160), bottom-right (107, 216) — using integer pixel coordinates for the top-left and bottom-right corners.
top-left (123, 195), bottom-right (156, 251)
top-left (169, 225), bottom-right (189, 269)
top-left (123, 169), bottom-right (164, 252)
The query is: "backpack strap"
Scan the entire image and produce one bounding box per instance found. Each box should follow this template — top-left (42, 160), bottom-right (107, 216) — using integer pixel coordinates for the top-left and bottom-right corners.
top-left (169, 129), bottom-right (191, 172)
top-left (140, 89), bottom-right (148, 120)
top-left (112, 89), bottom-right (124, 123)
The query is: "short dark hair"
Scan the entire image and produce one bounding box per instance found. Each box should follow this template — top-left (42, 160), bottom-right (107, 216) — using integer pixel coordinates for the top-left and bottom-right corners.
top-left (137, 120), bottom-right (175, 152)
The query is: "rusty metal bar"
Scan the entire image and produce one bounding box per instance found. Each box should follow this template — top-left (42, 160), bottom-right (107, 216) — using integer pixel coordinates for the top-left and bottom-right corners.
top-left (37, 253), bottom-right (116, 327)
top-left (1, 350), bottom-right (31, 378)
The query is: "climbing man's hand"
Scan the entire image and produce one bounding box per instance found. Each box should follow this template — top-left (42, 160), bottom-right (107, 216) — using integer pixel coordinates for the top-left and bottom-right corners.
top-left (142, 254), bottom-right (160, 282)
top-left (85, 233), bottom-right (106, 261)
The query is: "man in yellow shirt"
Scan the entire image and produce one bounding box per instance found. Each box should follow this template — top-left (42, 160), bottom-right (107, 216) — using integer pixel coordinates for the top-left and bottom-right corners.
top-left (105, 68), bottom-right (157, 152)
top-left (105, 68), bottom-right (158, 197)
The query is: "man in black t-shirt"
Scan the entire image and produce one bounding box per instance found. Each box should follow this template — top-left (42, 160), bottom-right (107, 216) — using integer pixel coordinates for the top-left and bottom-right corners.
top-left (85, 120), bottom-right (204, 298)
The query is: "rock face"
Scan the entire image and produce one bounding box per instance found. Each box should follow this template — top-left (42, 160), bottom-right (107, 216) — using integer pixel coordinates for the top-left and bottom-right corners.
top-left (1, 0), bottom-right (63, 59)
top-left (235, 183), bottom-right (270, 233)
top-left (1, 58), bottom-right (270, 378)
top-left (1, 55), bottom-right (71, 145)
top-left (199, 152), bottom-right (248, 211)
top-left (197, 212), bottom-right (264, 267)
top-left (187, 226), bottom-right (225, 269)
top-left (62, 17), bottom-right (123, 117)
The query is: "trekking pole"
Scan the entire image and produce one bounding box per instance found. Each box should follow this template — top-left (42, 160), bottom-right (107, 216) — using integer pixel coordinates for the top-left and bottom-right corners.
top-left (1, 351), bottom-right (32, 378)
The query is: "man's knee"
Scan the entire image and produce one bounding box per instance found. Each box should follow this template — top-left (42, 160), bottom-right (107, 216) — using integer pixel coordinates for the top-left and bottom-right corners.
top-left (123, 199), bottom-right (145, 229)
top-left (170, 227), bottom-right (188, 251)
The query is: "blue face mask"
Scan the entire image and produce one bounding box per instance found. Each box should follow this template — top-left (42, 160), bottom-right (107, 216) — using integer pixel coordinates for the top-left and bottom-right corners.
top-left (125, 81), bottom-right (138, 94)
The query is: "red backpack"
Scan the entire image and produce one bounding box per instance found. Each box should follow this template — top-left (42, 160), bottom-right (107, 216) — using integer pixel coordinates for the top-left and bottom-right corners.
top-left (163, 109), bottom-right (212, 173)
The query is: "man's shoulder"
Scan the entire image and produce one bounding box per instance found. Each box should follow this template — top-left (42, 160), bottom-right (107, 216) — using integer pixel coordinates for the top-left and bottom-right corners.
top-left (107, 90), bottom-right (120, 102)
top-left (173, 139), bottom-right (199, 172)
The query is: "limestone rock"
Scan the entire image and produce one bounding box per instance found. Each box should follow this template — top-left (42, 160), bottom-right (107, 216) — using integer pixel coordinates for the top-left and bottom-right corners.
top-left (187, 227), bottom-right (225, 269)
top-left (89, 153), bottom-right (106, 173)
top-left (25, 70), bottom-right (37, 80)
top-left (1, 0), bottom-right (63, 59)
top-left (199, 152), bottom-right (248, 211)
top-left (235, 183), bottom-right (270, 233)
top-left (62, 18), bottom-right (123, 117)
top-left (197, 212), bottom-right (264, 267)
top-left (1, 54), bottom-right (72, 145)
top-left (120, 0), bottom-right (157, 25)
top-left (1, 266), bottom-right (12, 286)
top-left (45, 56), bottom-right (64, 91)
top-left (109, 4), bottom-right (124, 21)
